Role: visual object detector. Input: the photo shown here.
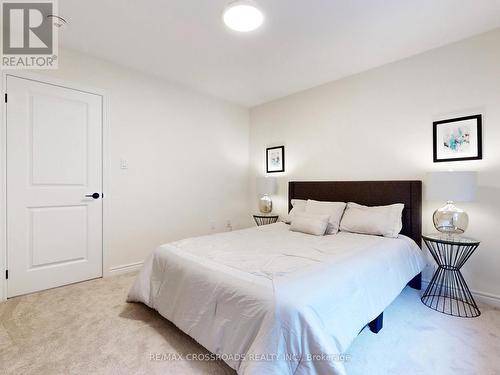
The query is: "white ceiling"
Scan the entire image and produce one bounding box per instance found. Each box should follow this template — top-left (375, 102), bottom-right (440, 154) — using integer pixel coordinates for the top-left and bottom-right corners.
top-left (59, 0), bottom-right (500, 107)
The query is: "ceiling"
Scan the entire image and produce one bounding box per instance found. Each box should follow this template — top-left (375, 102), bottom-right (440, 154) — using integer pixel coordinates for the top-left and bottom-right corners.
top-left (59, 0), bottom-right (500, 107)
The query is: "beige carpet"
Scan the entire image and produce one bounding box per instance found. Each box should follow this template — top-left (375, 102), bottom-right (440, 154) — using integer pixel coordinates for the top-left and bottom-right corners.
top-left (1, 273), bottom-right (499, 375)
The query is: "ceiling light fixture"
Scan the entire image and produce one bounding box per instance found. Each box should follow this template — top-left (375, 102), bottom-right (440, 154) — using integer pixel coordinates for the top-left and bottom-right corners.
top-left (223, 1), bottom-right (264, 32)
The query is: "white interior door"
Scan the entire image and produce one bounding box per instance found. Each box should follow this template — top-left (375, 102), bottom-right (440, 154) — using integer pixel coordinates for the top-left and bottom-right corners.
top-left (6, 75), bottom-right (103, 297)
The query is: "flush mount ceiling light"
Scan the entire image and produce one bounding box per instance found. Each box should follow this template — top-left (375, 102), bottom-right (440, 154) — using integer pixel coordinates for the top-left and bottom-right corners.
top-left (223, 1), bottom-right (264, 32)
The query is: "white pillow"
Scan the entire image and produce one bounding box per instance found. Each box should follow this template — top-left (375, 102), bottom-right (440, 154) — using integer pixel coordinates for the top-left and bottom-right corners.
top-left (305, 200), bottom-right (346, 235)
top-left (284, 199), bottom-right (307, 223)
top-left (340, 202), bottom-right (404, 238)
top-left (290, 212), bottom-right (330, 236)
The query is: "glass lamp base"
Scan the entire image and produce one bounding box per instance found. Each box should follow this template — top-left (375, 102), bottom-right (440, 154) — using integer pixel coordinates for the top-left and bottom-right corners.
top-left (259, 195), bottom-right (272, 214)
top-left (433, 201), bottom-right (469, 234)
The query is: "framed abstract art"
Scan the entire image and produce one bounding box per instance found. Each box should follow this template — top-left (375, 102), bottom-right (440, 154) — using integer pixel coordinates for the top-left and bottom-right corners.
top-left (266, 146), bottom-right (285, 173)
top-left (433, 115), bottom-right (482, 162)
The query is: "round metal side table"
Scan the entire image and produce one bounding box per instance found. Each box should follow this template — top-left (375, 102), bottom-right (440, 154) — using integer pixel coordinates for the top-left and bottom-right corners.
top-left (421, 234), bottom-right (480, 318)
top-left (253, 214), bottom-right (279, 226)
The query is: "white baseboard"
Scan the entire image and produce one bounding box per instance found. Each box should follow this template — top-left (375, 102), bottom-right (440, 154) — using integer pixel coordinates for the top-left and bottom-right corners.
top-left (471, 290), bottom-right (500, 309)
top-left (108, 261), bottom-right (144, 276)
top-left (422, 279), bottom-right (500, 309)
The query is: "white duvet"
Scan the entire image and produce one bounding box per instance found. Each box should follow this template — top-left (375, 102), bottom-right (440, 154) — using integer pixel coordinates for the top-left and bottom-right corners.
top-left (128, 223), bottom-right (425, 375)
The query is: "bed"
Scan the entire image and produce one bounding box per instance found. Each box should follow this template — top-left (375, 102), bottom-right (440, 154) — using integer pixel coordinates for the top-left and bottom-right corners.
top-left (128, 180), bottom-right (425, 375)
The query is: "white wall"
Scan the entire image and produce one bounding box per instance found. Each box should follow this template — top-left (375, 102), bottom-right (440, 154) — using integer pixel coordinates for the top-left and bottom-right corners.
top-left (249, 29), bottom-right (500, 302)
top-left (1, 48), bottom-right (250, 283)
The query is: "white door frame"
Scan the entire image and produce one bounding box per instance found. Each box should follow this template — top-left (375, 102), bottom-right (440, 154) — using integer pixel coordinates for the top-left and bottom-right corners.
top-left (0, 71), bottom-right (110, 302)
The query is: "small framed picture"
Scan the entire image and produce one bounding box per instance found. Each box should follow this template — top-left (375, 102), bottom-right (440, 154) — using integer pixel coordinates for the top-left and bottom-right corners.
top-left (266, 146), bottom-right (285, 173)
top-left (433, 115), bottom-right (482, 163)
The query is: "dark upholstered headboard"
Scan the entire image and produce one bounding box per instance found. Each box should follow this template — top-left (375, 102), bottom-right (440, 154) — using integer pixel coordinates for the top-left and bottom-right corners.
top-left (288, 181), bottom-right (422, 247)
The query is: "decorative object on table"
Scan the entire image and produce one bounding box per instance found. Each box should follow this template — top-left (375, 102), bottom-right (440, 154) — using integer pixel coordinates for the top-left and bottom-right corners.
top-left (253, 214), bottom-right (279, 226)
top-left (266, 146), bottom-right (285, 173)
top-left (256, 176), bottom-right (277, 213)
top-left (433, 115), bottom-right (482, 162)
top-left (426, 171), bottom-right (476, 234)
top-left (421, 234), bottom-right (480, 318)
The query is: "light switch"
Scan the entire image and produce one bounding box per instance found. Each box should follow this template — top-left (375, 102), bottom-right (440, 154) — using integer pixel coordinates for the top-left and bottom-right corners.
top-left (120, 158), bottom-right (129, 169)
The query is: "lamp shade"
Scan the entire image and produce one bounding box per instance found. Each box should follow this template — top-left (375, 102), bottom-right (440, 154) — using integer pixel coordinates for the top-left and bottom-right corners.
top-left (257, 177), bottom-right (277, 195)
top-left (426, 171), bottom-right (477, 202)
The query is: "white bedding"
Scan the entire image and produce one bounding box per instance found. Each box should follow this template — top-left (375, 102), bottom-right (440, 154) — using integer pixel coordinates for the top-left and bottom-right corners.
top-left (128, 222), bottom-right (425, 375)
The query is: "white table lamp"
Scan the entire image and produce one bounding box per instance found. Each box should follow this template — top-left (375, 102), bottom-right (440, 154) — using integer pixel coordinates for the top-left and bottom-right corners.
top-left (426, 171), bottom-right (477, 234)
top-left (257, 177), bottom-right (277, 213)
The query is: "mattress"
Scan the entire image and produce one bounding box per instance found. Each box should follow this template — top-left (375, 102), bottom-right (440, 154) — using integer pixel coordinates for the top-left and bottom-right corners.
top-left (128, 222), bottom-right (425, 375)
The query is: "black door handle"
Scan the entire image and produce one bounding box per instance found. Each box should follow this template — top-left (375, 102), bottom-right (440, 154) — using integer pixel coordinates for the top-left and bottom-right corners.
top-left (85, 192), bottom-right (100, 199)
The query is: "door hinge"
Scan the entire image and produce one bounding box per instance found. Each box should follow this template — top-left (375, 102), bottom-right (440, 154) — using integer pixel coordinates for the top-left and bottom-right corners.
top-left (4, 93), bottom-right (7, 103)
top-left (5, 270), bottom-right (8, 280)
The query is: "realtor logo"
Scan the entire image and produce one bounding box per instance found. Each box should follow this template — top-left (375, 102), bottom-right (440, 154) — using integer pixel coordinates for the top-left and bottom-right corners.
top-left (1, 0), bottom-right (58, 69)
